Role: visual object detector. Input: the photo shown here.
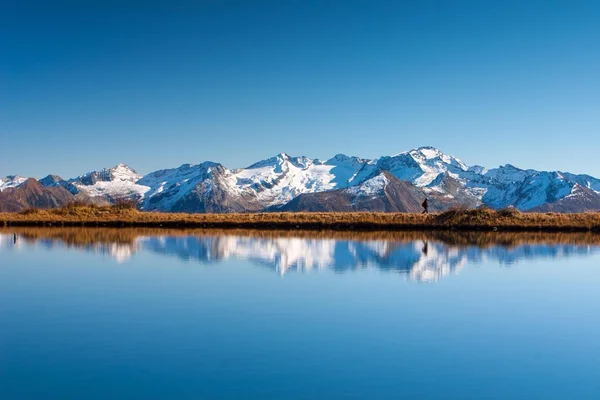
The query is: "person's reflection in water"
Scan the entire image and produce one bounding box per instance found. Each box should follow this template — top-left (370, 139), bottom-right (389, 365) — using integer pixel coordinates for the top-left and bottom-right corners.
top-left (421, 240), bottom-right (428, 256)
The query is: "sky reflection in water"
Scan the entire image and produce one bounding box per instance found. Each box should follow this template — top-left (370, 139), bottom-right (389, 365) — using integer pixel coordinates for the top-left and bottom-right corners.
top-left (1, 229), bottom-right (600, 399)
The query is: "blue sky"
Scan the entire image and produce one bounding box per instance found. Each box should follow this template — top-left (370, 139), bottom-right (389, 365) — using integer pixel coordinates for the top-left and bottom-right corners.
top-left (1, 0), bottom-right (599, 179)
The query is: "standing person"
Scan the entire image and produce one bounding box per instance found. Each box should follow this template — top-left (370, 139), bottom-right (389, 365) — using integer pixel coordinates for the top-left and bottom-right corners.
top-left (421, 198), bottom-right (429, 214)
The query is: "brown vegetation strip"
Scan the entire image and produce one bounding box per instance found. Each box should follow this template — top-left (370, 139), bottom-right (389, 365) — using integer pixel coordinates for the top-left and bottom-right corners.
top-left (3, 227), bottom-right (600, 249)
top-left (1, 204), bottom-right (600, 232)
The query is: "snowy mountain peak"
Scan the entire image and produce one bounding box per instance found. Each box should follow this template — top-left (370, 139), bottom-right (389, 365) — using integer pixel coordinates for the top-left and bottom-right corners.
top-left (391, 146), bottom-right (469, 172)
top-left (330, 153), bottom-right (352, 162)
top-left (408, 146), bottom-right (444, 160)
top-left (198, 161), bottom-right (220, 169)
top-left (247, 154), bottom-right (286, 169)
top-left (468, 165), bottom-right (487, 174)
top-left (40, 174), bottom-right (63, 182)
top-left (410, 147), bottom-right (468, 171)
top-left (327, 153), bottom-right (367, 165)
top-left (276, 153), bottom-right (317, 169)
top-left (501, 164), bottom-right (522, 170)
top-left (484, 164), bottom-right (533, 185)
top-left (378, 147), bottom-right (469, 187)
top-left (0, 175), bottom-right (27, 192)
top-left (73, 163), bottom-right (141, 186)
top-left (108, 164), bottom-right (140, 181)
top-left (247, 153), bottom-right (315, 171)
top-left (39, 174), bottom-right (66, 187)
top-left (68, 163), bottom-right (146, 201)
top-left (39, 174), bottom-right (79, 194)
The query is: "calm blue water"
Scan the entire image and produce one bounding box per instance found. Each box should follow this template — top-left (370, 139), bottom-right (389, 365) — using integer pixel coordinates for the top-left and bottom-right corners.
top-left (1, 230), bottom-right (600, 399)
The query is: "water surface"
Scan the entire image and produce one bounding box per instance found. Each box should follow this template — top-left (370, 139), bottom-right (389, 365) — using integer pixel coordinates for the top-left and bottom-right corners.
top-left (1, 228), bottom-right (600, 399)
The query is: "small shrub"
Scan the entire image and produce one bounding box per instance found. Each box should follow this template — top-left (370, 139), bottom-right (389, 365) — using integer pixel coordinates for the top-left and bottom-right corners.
top-left (63, 200), bottom-right (94, 209)
top-left (52, 200), bottom-right (98, 217)
top-left (498, 207), bottom-right (520, 218)
top-left (433, 206), bottom-right (498, 225)
top-left (20, 207), bottom-right (40, 215)
top-left (434, 206), bottom-right (468, 224)
top-left (113, 198), bottom-right (138, 210)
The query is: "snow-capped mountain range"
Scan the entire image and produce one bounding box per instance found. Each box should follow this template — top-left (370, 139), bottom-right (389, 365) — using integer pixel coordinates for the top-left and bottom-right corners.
top-left (2, 146), bottom-right (600, 213)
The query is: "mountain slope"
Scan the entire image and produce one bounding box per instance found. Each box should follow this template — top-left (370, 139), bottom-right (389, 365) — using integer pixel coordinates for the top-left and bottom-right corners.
top-left (530, 184), bottom-right (600, 213)
top-left (39, 174), bottom-right (79, 194)
top-left (0, 179), bottom-right (76, 212)
top-left (276, 172), bottom-right (425, 212)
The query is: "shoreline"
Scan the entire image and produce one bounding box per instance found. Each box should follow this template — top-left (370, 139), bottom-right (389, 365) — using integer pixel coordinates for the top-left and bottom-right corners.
top-left (3, 226), bottom-right (600, 247)
top-left (2, 207), bottom-right (600, 233)
top-left (2, 219), bottom-right (600, 232)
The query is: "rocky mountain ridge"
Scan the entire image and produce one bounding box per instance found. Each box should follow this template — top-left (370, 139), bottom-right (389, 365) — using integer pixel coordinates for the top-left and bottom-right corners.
top-left (2, 147), bottom-right (600, 213)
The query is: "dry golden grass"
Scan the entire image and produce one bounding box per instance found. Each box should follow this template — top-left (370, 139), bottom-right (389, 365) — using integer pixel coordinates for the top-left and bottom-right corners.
top-left (3, 226), bottom-right (600, 249)
top-left (1, 204), bottom-right (600, 232)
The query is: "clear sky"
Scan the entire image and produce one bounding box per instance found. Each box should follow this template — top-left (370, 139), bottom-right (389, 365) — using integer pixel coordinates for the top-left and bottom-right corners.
top-left (1, 0), bottom-right (599, 179)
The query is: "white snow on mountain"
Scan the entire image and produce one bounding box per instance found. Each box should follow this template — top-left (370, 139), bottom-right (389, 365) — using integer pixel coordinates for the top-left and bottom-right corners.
top-left (0, 176), bottom-right (27, 192)
top-left (485, 164), bottom-right (535, 185)
top-left (565, 184), bottom-right (587, 199)
top-left (559, 172), bottom-right (600, 194)
top-left (137, 162), bottom-right (220, 210)
top-left (403, 147), bottom-right (468, 186)
top-left (71, 163), bottom-right (149, 200)
top-left (468, 165), bottom-right (487, 175)
top-left (231, 153), bottom-right (369, 206)
top-left (347, 173), bottom-right (388, 197)
top-left (515, 172), bottom-right (572, 211)
top-left (77, 180), bottom-right (150, 200)
top-left (109, 163), bottom-right (141, 183)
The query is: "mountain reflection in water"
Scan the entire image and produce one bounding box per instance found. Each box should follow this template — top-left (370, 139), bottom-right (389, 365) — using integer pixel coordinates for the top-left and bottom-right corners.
top-left (2, 228), bottom-right (599, 282)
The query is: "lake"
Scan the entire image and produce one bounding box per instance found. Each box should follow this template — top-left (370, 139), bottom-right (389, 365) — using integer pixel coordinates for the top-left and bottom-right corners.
top-left (1, 228), bottom-right (600, 399)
